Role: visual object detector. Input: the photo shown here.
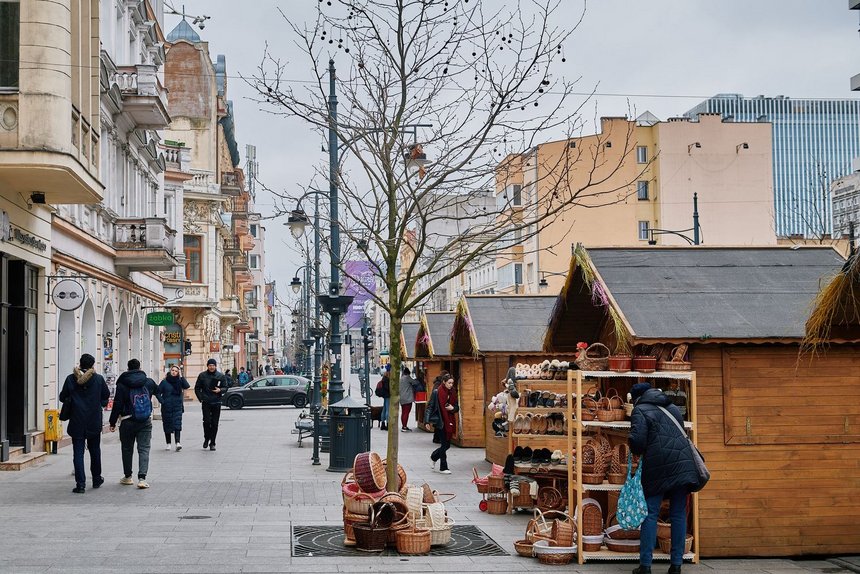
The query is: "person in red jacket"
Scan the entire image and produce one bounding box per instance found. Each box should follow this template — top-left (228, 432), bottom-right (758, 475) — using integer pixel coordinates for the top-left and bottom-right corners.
top-left (430, 375), bottom-right (458, 474)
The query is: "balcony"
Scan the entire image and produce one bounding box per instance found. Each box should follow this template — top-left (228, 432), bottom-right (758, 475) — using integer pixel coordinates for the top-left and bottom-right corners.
top-left (163, 141), bottom-right (191, 173)
top-left (239, 233), bottom-right (255, 252)
top-left (219, 297), bottom-right (241, 323)
top-left (231, 194), bottom-right (250, 218)
top-left (113, 218), bottom-right (178, 272)
top-left (221, 170), bottom-right (242, 196)
top-left (111, 65), bottom-right (170, 129)
top-left (173, 284), bottom-right (215, 308)
top-left (232, 253), bottom-right (249, 271)
top-left (224, 238), bottom-right (242, 256)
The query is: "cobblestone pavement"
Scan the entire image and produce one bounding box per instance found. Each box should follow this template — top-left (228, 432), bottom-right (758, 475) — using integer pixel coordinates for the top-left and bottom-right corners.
top-left (0, 399), bottom-right (854, 574)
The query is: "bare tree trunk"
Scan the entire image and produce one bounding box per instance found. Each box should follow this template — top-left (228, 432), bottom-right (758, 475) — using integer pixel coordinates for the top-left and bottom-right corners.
top-left (385, 313), bottom-right (402, 490)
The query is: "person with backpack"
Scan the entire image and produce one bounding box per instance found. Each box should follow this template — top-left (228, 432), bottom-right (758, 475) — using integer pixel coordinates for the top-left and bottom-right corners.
top-left (194, 358), bottom-right (229, 450)
top-left (237, 366), bottom-right (251, 386)
top-left (157, 364), bottom-right (190, 451)
top-left (59, 353), bottom-right (110, 494)
top-left (374, 366), bottom-right (391, 431)
top-left (109, 358), bottom-right (159, 489)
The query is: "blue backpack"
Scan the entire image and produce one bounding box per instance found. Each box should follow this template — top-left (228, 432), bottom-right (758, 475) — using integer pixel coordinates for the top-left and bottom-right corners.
top-left (130, 386), bottom-right (152, 421)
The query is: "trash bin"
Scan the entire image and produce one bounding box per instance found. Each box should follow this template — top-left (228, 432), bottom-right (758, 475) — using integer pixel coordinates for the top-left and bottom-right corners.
top-left (327, 394), bottom-right (370, 472)
top-left (44, 409), bottom-right (62, 454)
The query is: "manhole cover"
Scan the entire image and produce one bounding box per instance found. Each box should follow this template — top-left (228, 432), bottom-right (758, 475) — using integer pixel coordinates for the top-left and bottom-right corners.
top-left (292, 525), bottom-right (508, 557)
top-left (180, 515), bottom-right (212, 520)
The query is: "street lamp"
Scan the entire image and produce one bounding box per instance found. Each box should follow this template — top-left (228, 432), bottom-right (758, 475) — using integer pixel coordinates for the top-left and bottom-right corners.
top-left (290, 276), bottom-right (302, 294)
top-left (287, 209), bottom-right (310, 239)
top-left (647, 192), bottom-right (702, 246)
top-left (538, 271), bottom-right (568, 291)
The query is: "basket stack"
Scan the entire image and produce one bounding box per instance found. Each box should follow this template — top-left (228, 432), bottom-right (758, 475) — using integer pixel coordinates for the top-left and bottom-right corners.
top-left (342, 452), bottom-right (413, 548)
top-left (517, 509), bottom-right (576, 563)
top-left (415, 501), bottom-right (455, 546)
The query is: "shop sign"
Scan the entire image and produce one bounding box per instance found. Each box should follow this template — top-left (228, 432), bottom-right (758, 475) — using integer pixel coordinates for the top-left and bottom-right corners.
top-left (51, 279), bottom-right (85, 311)
top-left (146, 311), bottom-right (174, 326)
top-left (0, 210), bottom-right (47, 253)
top-left (163, 331), bottom-right (182, 344)
top-left (209, 342), bottom-right (221, 352)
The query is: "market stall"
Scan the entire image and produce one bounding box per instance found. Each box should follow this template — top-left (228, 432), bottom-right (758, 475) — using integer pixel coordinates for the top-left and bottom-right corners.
top-left (413, 312), bottom-right (456, 432)
top-left (539, 244), bottom-right (860, 558)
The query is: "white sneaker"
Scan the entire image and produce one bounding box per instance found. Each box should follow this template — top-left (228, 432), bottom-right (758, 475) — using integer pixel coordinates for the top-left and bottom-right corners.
top-left (120, 476), bottom-right (134, 485)
top-left (438, 469), bottom-right (452, 475)
top-left (175, 443), bottom-right (182, 452)
top-left (137, 479), bottom-right (150, 489)
top-left (165, 444), bottom-right (171, 451)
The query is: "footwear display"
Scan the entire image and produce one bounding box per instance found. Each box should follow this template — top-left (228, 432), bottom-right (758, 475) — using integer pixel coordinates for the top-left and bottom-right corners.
top-left (120, 476), bottom-right (134, 485)
top-left (72, 486), bottom-right (85, 494)
top-left (513, 446), bottom-right (524, 463)
top-left (92, 477), bottom-right (104, 489)
top-left (203, 439), bottom-right (209, 449)
top-left (175, 443), bottom-right (182, 452)
top-left (137, 479), bottom-right (150, 489)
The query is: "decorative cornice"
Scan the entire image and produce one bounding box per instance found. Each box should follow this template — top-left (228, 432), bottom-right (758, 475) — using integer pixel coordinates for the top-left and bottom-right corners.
top-left (52, 252), bottom-right (167, 304)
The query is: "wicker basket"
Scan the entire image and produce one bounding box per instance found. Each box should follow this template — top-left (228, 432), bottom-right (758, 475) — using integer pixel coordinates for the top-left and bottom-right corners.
top-left (416, 512), bottom-right (454, 546)
top-left (610, 444), bottom-right (631, 475)
top-left (604, 536), bottom-right (640, 553)
top-left (578, 533), bottom-right (604, 552)
top-left (486, 495), bottom-right (508, 515)
top-left (596, 397), bottom-right (615, 422)
top-left (551, 515), bottom-right (575, 547)
top-left (526, 508), bottom-right (569, 543)
top-left (575, 343), bottom-right (610, 371)
top-left (633, 356), bottom-right (657, 373)
top-left (533, 540), bottom-right (577, 565)
top-left (472, 467), bottom-right (490, 494)
top-left (406, 486), bottom-right (424, 518)
top-left (342, 488), bottom-right (383, 515)
top-left (343, 508), bottom-right (367, 544)
top-left (605, 513), bottom-right (640, 540)
top-left (395, 524), bottom-right (431, 555)
top-left (607, 472), bottom-right (626, 485)
top-left (656, 520), bottom-right (671, 540)
top-left (486, 475), bottom-right (505, 493)
top-left (513, 538), bottom-right (535, 557)
top-left (576, 498), bottom-right (603, 536)
top-left (510, 489), bottom-right (534, 509)
top-left (353, 504), bottom-right (391, 552)
top-left (353, 452), bottom-right (387, 493)
top-left (658, 534), bottom-right (693, 554)
top-left (607, 355), bottom-right (632, 372)
top-left (537, 486), bottom-right (565, 512)
top-left (657, 360), bottom-right (693, 372)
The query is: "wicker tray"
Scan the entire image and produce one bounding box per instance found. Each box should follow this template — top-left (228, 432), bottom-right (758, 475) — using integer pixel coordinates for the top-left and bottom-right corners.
top-left (658, 360), bottom-right (693, 372)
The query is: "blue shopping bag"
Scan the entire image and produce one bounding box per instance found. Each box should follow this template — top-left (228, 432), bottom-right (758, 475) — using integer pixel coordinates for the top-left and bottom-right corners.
top-left (616, 453), bottom-right (647, 530)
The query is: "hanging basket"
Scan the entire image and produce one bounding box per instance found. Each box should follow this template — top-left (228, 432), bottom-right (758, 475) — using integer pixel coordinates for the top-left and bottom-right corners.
top-left (353, 452), bottom-right (387, 493)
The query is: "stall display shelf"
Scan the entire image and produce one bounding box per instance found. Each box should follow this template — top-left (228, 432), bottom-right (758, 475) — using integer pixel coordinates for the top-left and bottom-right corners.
top-left (516, 378), bottom-right (569, 384)
top-left (569, 368), bottom-right (700, 565)
top-left (514, 463), bottom-right (567, 472)
top-left (516, 407), bottom-right (567, 414)
top-left (512, 433), bottom-right (567, 439)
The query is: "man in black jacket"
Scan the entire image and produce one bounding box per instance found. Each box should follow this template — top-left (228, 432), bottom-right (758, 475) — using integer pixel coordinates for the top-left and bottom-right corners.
top-left (195, 358), bottom-right (228, 450)
top-left (109, 359), bottom-right (159, 489)
top-left (59, 354), bottom-right (110, 493)
top-left (628, 383), bottom-right (698, 574)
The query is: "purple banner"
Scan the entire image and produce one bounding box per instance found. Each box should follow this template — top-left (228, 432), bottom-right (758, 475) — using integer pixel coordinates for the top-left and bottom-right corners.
top-left (344, 260), bottom-right (376, 329)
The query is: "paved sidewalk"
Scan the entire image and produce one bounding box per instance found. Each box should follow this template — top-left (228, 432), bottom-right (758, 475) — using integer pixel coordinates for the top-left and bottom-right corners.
top-left (0, 400), bottom-right (855, 573)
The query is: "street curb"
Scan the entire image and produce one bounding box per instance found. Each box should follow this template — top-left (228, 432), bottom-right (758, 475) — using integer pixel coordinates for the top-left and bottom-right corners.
top-left (831, 559), bottom-right (860, 573)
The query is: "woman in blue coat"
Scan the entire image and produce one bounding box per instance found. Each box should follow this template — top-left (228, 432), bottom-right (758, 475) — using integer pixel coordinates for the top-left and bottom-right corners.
top-left (157, 364), bottom-right (190, 451)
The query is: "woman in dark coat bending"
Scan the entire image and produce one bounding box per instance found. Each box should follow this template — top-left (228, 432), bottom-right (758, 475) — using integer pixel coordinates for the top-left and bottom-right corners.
top-left (628, 383), bottom-right (699, 574)
top-left (157, 364), bottom-right (190, 451)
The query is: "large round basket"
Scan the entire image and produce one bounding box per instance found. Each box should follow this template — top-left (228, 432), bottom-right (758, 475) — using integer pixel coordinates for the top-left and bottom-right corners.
top-left (353, 452), bottom-right (387, 493)
top-left (342, 484), bottom-right (384, 514)
top-left (513, 539), bottom-right (534, 557)
top-left (381, 460), bottom-right (409, 495)
top-left (353, 522), bottom-right (389, 552)
top-left (659, 534), bottom-right (693, 554)
top-left (415, 514), bottom-right (454, 546)
top-left (605, 513), bottom-right (640, 540)
top-left (533, 540), bottom-right (577, 566)
top-left (604, 535), bottom-right (640, 553)
top-left (656, 520), bottom-right (671, 540)
top-left (395, 525), bottom-right (431, 555)
top-left (578, 533), bottom-right (604, 552)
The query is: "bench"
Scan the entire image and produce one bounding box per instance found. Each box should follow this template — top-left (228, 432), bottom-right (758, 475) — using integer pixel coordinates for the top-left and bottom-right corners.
top-left (292, 413), bottom-right (330, 449)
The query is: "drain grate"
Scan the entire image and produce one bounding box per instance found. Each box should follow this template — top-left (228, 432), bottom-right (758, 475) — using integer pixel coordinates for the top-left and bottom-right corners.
top-left (292, 525), bottom-right (508, 557)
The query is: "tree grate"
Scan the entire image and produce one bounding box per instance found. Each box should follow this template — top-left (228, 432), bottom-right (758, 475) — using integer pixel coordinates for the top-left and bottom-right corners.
top-left (291, 524), bottom-right (508, 557)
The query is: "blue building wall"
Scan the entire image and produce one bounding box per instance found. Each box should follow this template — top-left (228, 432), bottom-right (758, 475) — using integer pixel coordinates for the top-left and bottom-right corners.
top-left (685, 94), bottom-right (860, 237)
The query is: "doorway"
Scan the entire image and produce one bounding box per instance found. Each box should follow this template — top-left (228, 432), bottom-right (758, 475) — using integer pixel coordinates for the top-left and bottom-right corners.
top-left (3, 259), bottom-right (38, 450)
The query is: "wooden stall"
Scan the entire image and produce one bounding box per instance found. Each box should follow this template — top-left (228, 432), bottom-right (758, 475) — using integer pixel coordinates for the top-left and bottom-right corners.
top-left (413, 312), bottom-right (456, 433)
top-left (447, 294), bottom-right (558, 462)
top-left (544, 244), bottom-right (860, 558)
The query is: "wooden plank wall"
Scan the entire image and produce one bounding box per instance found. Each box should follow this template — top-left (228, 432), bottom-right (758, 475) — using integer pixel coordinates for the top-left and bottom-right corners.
top-left (453, 359), bottom-right (485, 448)
top-left (694, 344), bottom-right (860, 557)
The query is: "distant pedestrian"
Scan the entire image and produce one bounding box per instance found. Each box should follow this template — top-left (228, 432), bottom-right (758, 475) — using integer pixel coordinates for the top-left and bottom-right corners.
top-left (59, 353), bottom-right (109, 494)
top-left (265, 363), bottom-right (274, 375)
top-left (375, 366), bottom-right (391, 431)
top-left (629, 382), bottom-right (698, 574)
top-left (429, 375), bottom-right (458, 474)
top-left (194, 358), bottom-right (228, 450)
top-left (109, 358), bottom-right (159, 489)
top-left (157, 365), bottom-right (189, 451)
top-left (224, 368), bottom-right (233, 386)
top-left (399, 366), bottom-right (419, 432)
top-left (237, 366), bottom-right (250, 386)
top-left (258, 365), bottom-right (264, 377)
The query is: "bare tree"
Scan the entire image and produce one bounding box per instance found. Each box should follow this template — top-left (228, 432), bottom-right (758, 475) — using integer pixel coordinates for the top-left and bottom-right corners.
top-left (249, 0), bottom-right (643, 486)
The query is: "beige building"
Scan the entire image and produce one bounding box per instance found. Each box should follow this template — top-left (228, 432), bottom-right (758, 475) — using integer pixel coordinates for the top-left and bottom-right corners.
top-left (497, 113), bottom-right (776, 294)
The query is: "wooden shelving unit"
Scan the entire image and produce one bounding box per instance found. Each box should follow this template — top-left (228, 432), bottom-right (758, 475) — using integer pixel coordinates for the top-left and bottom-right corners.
top-left (568, 369), bottom-right (700, 565)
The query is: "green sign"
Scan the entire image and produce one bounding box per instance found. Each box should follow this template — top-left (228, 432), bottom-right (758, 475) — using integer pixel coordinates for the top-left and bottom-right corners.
top-left (146, 311), bottom-right (174, 326)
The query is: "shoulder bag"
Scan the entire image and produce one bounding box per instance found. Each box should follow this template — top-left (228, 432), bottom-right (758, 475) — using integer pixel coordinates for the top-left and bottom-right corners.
top-left (657, 406), bottom-right (710, 492)
top-left (616, 452), bottom-right (647, 529)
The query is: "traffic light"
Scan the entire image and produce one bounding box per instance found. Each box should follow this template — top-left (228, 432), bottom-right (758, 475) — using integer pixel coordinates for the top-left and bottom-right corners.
top-left (362, 326), bottom-right (374, 351)
top-left (184, 338), bottom-right (192, 356)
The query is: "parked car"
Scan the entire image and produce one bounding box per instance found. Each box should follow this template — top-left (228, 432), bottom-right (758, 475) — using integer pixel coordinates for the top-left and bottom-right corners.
top-left (223, 375), bottom-right (310, 409)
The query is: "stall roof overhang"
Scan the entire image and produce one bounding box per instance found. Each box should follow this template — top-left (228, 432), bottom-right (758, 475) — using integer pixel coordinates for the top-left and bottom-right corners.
top-left (402, 322), bottom-right (419, 360)
top-left (416, 312), bottom-right (456, 358)
top-left (453, 295), bottom-right (557, 355)
top-left (547, 246), bottom-right (846, 348)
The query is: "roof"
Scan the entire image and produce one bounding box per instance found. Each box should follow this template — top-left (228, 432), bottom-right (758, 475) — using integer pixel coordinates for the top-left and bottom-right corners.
top-left (548, 246), bottom-right (845, 346)
top-left (454, 295), bottom-right (557, 354)
top-left (421, 312), bottom-right (455, 357)
top-left (166, 19), bottom-right (201, 43)
top-left (402, 323), bottom-right (419, 359)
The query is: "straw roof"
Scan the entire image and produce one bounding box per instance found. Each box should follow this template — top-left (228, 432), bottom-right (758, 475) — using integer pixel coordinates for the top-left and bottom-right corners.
top-left (451, 294), bottom-right (557, 355)
top-left (401, 322), bottom-right (419, 360)
top-left (544, 245), bottom-right (846, 351)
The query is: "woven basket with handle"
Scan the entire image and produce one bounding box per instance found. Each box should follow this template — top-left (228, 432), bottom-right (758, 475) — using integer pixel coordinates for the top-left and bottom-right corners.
top-left (574, 343), bottom-right (610, 371)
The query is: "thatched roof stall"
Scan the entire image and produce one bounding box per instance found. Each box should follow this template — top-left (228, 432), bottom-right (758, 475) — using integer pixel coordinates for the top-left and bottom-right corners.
top-left (415, 312), bottom-right (456, 359)
top-left (543, 244), bottom-right (860, 558)
top-left (401, 322), bottom-right (419, 361)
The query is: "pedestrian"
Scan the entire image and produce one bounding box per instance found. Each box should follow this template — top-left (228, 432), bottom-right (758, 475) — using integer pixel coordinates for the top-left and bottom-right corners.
top-left (399, 366), bottom-right (418, 432)
top-left (429, 375), bottom-right (458, 474)
top-left (265, 363), bottom-right (274, 375)
top-left (628, 382), bottom-right (699, 574)
top-left (428, 373), bottom-right (446, 444)
top-left (109, 358), bottom-right (159, 489)
top-left (224, 368), bottom-right (233, 387)
top-left (374, 366), bottom-right (391, 430)
top-left (59, 353), bottom-right (110, 494)
top-left (194, 358), bottom-right (228, 450)
top-left (157, 364), bottom-right (189, 451)
top-left (258, 364), bottom-right (264, 377)
top-left (237, 366), bottom-right (250, 386)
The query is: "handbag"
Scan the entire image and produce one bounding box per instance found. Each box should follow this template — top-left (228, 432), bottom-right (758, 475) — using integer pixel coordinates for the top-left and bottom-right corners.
top-left (657, 406), bottom-right (710, 492)
top-left (59, 400), bottom-right (72, 421)
top-left (616, 452), bottom-right (647, 530)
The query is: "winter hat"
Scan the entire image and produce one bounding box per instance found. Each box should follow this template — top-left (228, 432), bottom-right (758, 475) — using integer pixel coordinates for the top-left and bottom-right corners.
top-left (207, 358), bottom-right (217, 366)
top-left (631, 383), bottom-right (651, 402)
top-left (79, 354), bottom-right (95, 370)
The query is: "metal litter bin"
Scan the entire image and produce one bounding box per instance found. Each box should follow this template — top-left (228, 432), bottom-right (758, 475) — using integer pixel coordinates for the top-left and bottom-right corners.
top-left (326, 395), bottom-right (369, 472)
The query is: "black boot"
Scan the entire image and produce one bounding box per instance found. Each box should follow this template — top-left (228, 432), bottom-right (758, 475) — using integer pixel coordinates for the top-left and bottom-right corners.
top-left (667, 565), bottom-right (682, 574)
top-left (632, 566), bottom-right (651, 574)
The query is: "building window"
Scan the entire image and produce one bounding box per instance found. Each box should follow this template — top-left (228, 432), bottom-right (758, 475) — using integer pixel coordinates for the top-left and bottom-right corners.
top-left (637, 180), bottom-right (649, 201)
top-left (512, 185), bottom-right (522, 206)
top-left (0, 0), bottom-right (20, 91)
top-left (249, 254), bottom-right (260, 269)
top-left (184, 235), bottom-right (202, 282)
top-left (636, 146), bottom-right (648, 164)
top-left (638, 221), bottom-right (650, 241)
top-left (250, 224), bottom-right (258, 238)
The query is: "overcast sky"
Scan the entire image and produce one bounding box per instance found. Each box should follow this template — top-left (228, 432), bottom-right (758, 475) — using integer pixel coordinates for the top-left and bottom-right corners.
top-left (163, 0), bottom-right (860, 306)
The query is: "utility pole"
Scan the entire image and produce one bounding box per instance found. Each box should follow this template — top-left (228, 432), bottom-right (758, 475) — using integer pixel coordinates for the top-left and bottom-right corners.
top-left (693, 192), bottom-right (700, 246)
